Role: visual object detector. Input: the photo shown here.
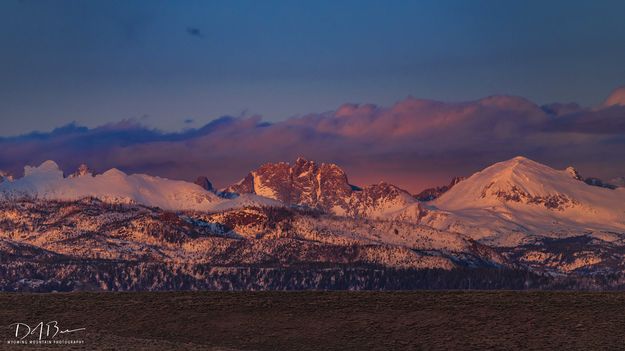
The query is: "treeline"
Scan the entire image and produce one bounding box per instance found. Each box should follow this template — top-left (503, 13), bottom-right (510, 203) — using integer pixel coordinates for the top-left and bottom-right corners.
top-left (5, 261), bottom-right (625, 292)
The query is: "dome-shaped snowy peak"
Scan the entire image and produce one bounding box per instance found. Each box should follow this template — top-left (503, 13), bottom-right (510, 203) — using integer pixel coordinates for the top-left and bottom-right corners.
top-left (415, 156), bottom-right (625, 246)
top-left (433, 156), bottom-right (622, 210)
top-left (23, 160), bottom-right (64, 178)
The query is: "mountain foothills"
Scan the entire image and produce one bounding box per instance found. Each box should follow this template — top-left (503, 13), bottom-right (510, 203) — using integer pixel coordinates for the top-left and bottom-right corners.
top-left (1, 156), bottom-right (625, 291)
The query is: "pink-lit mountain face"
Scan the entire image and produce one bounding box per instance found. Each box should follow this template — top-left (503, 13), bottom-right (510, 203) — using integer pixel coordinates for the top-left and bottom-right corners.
top-left (225, 157), bottom-right (355, 209)
top-left (1, 156), bottom-right (625, 291)
top-left (223, 157), bottom-right (419, 218)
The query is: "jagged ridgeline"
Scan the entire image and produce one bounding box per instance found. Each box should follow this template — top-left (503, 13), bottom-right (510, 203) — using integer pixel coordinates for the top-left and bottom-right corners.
top-left (1, 156), bottom-right (625, 291)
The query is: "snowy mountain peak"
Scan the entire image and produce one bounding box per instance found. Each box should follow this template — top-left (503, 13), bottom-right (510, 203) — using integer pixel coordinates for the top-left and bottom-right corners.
top-left (426, 156), bottom-right (625, 245)
top-left (566, 166), bottom-right (583, 181)
top-left (357, 182), bottom-right (415, 208)
top-left (24, 160), bottom-right (63, 178)
top-left (102, 168), bottom-right (127, 177)
top-left (434, 156), bottom-right (585, 210)
top-left (68, 163), bottom-right (93, 178)
top-left (504, 155), bottom-right (540, 166)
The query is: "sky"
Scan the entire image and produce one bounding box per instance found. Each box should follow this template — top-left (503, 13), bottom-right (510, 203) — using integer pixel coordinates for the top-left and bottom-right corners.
top-left (1, 1), bottom-right (625, 192)
top-left (1, 0), bottom-right (625, 136)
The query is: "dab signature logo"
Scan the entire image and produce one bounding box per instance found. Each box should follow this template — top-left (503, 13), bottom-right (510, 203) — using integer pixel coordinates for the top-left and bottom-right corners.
top-left (5, 321), bottom-right (86, 346)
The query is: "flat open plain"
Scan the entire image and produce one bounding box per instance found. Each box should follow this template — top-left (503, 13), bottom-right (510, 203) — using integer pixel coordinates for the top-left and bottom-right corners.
top-left (1, 291), bottom-right (624, 350)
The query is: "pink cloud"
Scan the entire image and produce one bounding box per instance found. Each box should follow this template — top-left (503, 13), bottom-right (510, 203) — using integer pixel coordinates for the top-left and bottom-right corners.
top-left (1, 92), bottom-right (625, 193)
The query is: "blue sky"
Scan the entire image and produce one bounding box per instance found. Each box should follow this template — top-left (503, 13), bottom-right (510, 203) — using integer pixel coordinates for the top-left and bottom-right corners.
top-left (1, 0), bottom-right (625, 136)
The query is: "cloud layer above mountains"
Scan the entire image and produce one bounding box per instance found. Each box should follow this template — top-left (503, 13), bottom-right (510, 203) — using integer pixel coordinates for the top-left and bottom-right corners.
top-left (2, 88), bottom-right (625, 192)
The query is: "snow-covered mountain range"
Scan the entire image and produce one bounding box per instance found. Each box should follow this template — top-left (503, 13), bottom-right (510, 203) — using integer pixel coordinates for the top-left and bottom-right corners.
top-left (0, 160), bottom-right (278, 211)
top-left (2, 156), bottom-right (625, 290)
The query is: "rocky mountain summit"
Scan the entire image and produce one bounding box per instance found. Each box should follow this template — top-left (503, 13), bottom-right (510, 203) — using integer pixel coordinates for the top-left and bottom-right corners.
top-left (224, 157), bottom-right (353, 207)
top-left (415, 176), bottom-right (465, 201)
top-left (194, 176), bottom-right (214, 192)
top-left (68, 163), bottom-right (94, 178)
top-left (224, 157), bottom-right (421, 219)
top-left (566, 165), bottom-right (617, 189)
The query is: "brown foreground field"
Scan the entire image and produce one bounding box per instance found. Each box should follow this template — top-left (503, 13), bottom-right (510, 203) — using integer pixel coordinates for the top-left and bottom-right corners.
top-left (1, 291), bottom-right (624, 350)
